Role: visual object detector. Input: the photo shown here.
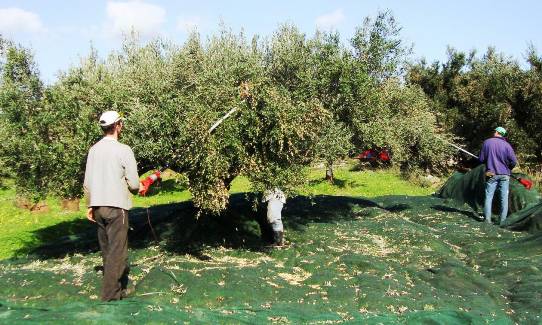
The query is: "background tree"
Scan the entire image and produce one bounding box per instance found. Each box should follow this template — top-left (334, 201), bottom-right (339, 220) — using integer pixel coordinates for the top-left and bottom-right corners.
top-left (350, 80), bottom-right (451, 173)
top-left (515, 46), bottom-right (542, 160)
top-left (44, 49), bottom-right (113, 200)
top-left (408, 46), bottom-right (541, 162)
top-left (0, 40), bottom-right (53, 204)
top-left (351, 10), bottom-right (412, 82)
top-left (345, 11), bottom-right (450, 173)
top-left (313, 120), bottom-right (353, 182)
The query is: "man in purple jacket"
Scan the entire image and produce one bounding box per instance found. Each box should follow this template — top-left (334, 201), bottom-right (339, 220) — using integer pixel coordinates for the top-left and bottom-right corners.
top-left (479, 127), bottom-right (517, 225)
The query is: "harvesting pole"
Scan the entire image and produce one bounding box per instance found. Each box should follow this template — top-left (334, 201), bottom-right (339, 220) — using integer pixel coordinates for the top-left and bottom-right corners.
top-left (208, 107), bottom-right (239, 134)
top-left (207, 81), bottom-right (251, 134)
top-left (445, 141), bottom-right (479, 159)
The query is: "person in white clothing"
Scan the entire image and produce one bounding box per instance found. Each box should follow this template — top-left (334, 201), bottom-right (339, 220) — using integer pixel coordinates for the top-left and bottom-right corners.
top-left (84, 110), bottom-right (140, 301)
top-left (262, 188), bottom-right (286, 246)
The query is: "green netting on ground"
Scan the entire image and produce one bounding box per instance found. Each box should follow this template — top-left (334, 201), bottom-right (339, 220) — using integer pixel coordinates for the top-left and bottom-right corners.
top-left (1, 193), bottom-right (542, 323)
top-left (502, 202), bottom-right (542, 233)
top-left (436, 164), bottom-right (540, 219)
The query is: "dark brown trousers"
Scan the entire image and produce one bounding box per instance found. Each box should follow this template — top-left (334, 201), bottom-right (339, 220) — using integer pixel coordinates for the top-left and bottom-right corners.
top-left (94, 207), bottom-right (129, 301)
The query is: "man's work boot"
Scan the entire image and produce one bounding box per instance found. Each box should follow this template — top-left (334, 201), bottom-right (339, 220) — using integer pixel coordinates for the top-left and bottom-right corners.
top-left (121, 286), bottom-right (135, 299)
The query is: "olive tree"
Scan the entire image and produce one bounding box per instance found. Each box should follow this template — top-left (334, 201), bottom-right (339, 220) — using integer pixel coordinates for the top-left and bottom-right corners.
top-left (263, 26), bottom-right (355, 180)
top-left (0, 40), bottom-right (53, 203)
top-left (44, 50), bottom-right (114, 200)
top-left (408, 46), bottom-right (542, 161)
top-left (44, 29), bottom-right (333, 214)
top-left (351, 10), bottom-right (412, 82)
top-left (313, 120), bottom-right (353, 182)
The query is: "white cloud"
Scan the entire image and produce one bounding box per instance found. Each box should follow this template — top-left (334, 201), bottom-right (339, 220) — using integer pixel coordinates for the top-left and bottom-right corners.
top-left (0, 7), bottom-right (45, 35)
top-left (176, 16), bottom-right (201, 32)
top-left (105, 1), bottom-right (166, 38)
top-left (315, 9), bottom-right (345, 29)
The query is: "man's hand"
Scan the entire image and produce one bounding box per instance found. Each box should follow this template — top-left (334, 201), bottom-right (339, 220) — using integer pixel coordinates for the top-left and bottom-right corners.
top-left (87, 207), bottom-right (95, 223)
top-left (139, 181), bottom-right (149, 196)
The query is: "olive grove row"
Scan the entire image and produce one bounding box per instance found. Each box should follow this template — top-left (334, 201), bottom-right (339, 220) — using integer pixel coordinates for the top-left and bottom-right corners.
top-left (0, 12), bottom-right (476, 211)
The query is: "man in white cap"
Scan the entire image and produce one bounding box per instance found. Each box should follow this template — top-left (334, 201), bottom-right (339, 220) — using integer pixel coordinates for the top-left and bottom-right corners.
top-left (83, 111), bottom-right (141, 301)
top-left (479, 126), bottom-right (517, 225)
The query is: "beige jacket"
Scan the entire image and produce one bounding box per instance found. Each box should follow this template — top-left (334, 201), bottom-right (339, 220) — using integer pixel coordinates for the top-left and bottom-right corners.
top-left (83, 137), bottom-right (140, 210)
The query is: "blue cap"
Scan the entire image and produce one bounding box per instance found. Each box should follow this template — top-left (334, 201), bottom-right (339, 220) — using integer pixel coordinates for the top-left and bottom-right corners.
top-left (495, 126), bottom-right (507, 136)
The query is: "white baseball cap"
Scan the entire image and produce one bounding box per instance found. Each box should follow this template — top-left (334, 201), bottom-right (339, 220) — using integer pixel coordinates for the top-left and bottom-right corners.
top-left (99, 111), bottom-right (122, 126)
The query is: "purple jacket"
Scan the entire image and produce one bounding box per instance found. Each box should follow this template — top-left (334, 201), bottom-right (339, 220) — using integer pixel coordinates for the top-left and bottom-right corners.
top-left (479, 137), bottom-right (517, 175)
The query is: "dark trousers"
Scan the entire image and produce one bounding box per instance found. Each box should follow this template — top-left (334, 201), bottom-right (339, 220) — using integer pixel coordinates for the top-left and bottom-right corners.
top-left (94, 207), bottom-right (129, 301)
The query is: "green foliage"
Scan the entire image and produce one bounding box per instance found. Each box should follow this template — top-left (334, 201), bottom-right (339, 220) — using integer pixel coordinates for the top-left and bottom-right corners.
top-left (408, 46), bottom-right (542, 162)
top-left (44, 50), bottom-right (111, 199)
top-left (313, 120), bottom-right (353, 180)
top-left (28, 29), bottom-right (331, 213)
top-left (262, 27), bottom-right (353, 181)
top-left (517, 46), bottom-right (542, 159)
top-left (351, 10), bottom-right (412, 81)
top-left (351, 81), bottom-right (452, 173)
top-left (260, 21), bottom-right (446, 176)
top-left (335, 12), bottom-right (448, 174)
top-left (264, 24), bottom-right (312, 97)
top-left (0, 41), bottom-right (51, 202)
top-left (0, 13), bottom-right (452, 210)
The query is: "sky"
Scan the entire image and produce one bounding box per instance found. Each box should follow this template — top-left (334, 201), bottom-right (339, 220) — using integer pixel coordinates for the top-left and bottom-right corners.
top-left (0, 0), bottom-right (541, 84)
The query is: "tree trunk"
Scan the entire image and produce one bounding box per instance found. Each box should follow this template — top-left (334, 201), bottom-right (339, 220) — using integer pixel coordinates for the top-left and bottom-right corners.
top-left (255, 203), bottom-right (273, 244)
top-left (325, 162), bottom-right (334, 183)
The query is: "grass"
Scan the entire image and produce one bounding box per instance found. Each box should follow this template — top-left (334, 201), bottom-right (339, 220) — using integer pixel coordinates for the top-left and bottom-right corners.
top-left (299, 163), bottom-right (434, 197)
top-left (0, 181), bottom-right (88, 260)
top-left (0, 161), bottom-right (434, 260)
